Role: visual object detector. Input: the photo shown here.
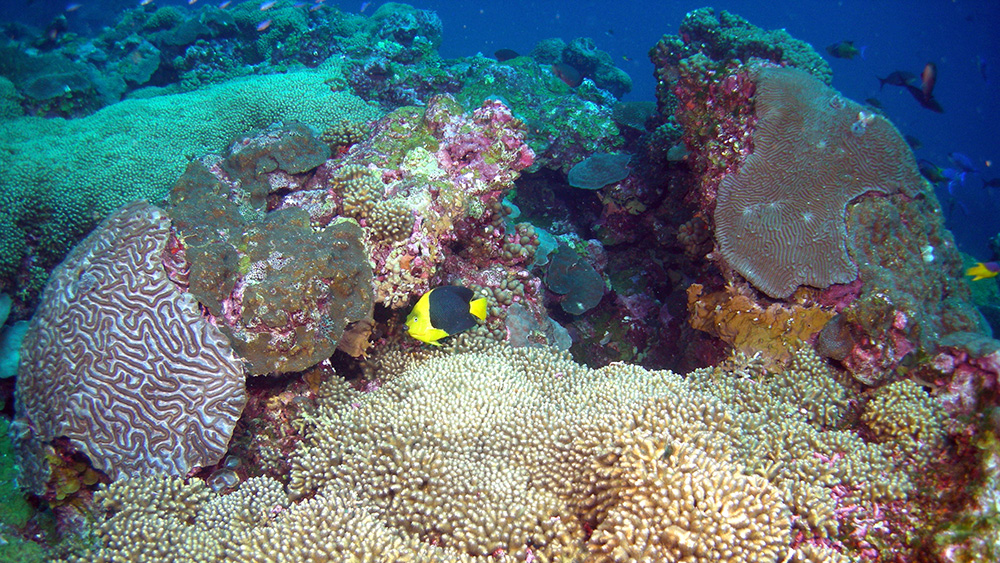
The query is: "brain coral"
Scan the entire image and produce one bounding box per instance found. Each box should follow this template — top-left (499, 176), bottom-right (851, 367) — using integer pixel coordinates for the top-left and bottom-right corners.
top-left (714, 66), bottom-right (923, 298)
top-left (13, 201), bottom-right (246, 491)
top-left (0, 69), bottom-right (381, 297)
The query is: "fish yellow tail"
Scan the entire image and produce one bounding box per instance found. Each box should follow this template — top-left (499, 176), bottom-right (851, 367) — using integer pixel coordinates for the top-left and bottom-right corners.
top-left (966, 263), bottom-right (999, 281)
top-left (469, 297), bottom-right (487, 320)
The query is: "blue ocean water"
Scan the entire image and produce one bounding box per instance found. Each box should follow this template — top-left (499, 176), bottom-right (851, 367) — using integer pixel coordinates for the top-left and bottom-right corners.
top-left (3, 0), bottom-right (999, 256)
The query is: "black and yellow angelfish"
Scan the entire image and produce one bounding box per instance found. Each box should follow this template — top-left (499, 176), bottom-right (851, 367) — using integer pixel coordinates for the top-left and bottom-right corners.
top-left (966, 261), bottom-right (1000, 281)
top-left (405, 286), bottom-right (487, 345)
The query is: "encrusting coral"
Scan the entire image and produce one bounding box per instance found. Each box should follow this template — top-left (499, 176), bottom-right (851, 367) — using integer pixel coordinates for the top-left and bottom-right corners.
top-left (69, 343), bottom-right (951, 562)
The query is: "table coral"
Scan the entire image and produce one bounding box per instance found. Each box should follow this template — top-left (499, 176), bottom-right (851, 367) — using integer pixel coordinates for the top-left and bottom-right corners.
top-left (13, 201), bottom-right (246, 493)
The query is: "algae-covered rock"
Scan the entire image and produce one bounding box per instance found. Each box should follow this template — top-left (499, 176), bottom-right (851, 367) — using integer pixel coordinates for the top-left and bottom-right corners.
top-left (545, 245), bottom-right (605, 315)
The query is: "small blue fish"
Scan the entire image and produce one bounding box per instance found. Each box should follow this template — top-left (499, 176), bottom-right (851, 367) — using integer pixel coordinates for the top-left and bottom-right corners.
top-left (260, 0), bottom-right (276, 10)
top-left (256, 19), bottom-right (272, 31)
top-left (949, 152), bottom-right (979, 175)
top-left (139, 0), bottom-right (154, 6)
top-left (65, 2), bottom-right (82, 11)
top-left (219, 0), bottom-right (231, 7)
top-left (360, 1), bottom-right (371, 13)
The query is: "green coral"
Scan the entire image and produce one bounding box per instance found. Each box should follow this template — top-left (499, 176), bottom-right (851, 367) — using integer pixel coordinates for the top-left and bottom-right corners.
top-left (0, 69), bottom-right (382, 297)
top-left (0, 418), bottom-right (34, 530)
top-left (456, 56), bottom-right (622, 173)
top-left (143, 5), bottom-right (185, 31)
top-left (677, 7), bottom-right (831, 84)
top-left (0, 77), bottom-right (22, 121)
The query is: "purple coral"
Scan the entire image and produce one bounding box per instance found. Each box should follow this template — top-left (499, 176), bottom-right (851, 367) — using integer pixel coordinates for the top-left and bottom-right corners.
top-left (14, 201), bottom-right (246, 490)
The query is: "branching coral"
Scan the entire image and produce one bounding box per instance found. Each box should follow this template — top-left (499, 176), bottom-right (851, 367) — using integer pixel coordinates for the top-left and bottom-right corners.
top-left (71, 344), bottom-right (960, 562)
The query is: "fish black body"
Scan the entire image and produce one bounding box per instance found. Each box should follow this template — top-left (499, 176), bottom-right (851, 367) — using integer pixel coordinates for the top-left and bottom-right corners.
top-left (904, 84), bottom-right (944, 113)
top-left (495, 48), bottom-right (520, 62)
top-left (877, 71), bottom-right (917, 90)
top-left (405, 286), bottom-right (487, 345)
top-left (826, 40), bottom-right (863, 59)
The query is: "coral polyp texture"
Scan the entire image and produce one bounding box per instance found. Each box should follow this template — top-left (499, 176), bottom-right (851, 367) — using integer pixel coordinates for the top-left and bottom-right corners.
top-left (715, 66), bottom-right (921, 299)
top-left (311, 94), bottom-right (535, 310)
top-left (13, 201), bottom-right (246, 492)
top-left (0, 69), bottom-right (381, 302)
top-left (657, 12), bottom-right (983, 384)
top-left (66, 343), bottom-right (964, 561)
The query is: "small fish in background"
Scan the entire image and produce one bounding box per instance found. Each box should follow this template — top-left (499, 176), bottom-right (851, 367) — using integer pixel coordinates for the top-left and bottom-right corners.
top-left (360, 1), bottom-right (371, 13)
top-left (260, 0), bottom-right (276, 10)
top-left (949, 151), bottom-right (980, 175)
top-left (494, 48), bottom-right (519, 62)
top-left (65, 2), bottom-right (82, 11)
top-left (918, 159), bottom-right (949, 184)
top-left (405, 286), bottom-right (487, 346)
top-left (826, 40), bottom-right (866, 60)
top-left (966, 262), bottom-right (1000, 281)
top-left (188, 0), bottom-right (198, 5)
top-left (308, 3), bottom-right (322, 11)
top-left (932, 152), bottom-right (982, 198)
top-left (551, 62), bottom-right (583, 87)
top-left (921, 62), bottom-right (937, 99)
top-left (903, 134), bottom-right (922, 150)
top-left (975, 55), bottom-right (988, 82)
top-left (44, 15), bottom-right (68, 41)
top-left (139, 0), bottom-right (154, 6)
top-left (256, 19), bottom-right (272, 31)
top-left (877, 70), bottom-right (917, 90)
top-left (219, 0), bottom-right (231, 7)
top-left (903, 62), bottom-right (944, 113)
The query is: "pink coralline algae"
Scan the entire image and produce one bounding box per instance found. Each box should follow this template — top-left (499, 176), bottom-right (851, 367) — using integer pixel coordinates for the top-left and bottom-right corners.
top-left (13, 201), bottom-right (246, 493)
top-left (924, 334), bottom-right (1000, 417)
top-left (168, 123), bottom-right (374, 375)
top-left (304, 95), bottom-right (535, 310)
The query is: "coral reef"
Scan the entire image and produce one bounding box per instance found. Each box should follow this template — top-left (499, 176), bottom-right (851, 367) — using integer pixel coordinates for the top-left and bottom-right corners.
top-left (0, 69), bottom-right (381, 304)
top-left (12, 202), bottom-right (246, 493)
top-left (654, 14), bottom-right (984, 385)
top-left (714, 67), bottom-right (920, 299)
top-left (687, 283), bottom-right (835, 368)
top-left (169, 123), bottom-right (374, 375)
top-left (65, 343), bottom-right (962, 561)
